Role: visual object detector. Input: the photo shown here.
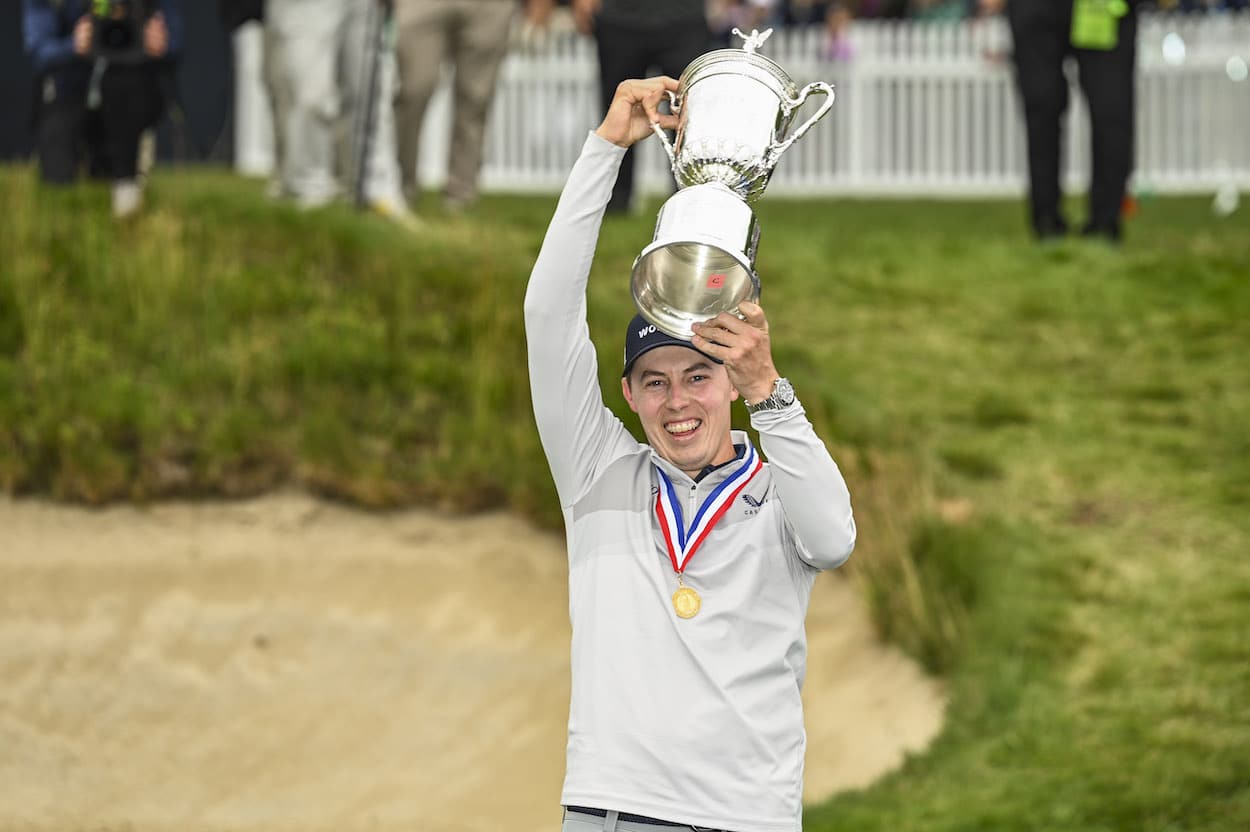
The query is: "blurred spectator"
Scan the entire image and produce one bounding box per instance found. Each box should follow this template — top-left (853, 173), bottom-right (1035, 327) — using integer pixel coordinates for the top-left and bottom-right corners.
top-left (1144, 0), bottom-right (1248, 9)
top-left (218, 1), bottom-right (287, 199)
top-left (754, 0), bottom-right (789, 27)
top-left (709, 0), bottom-right (777, 43)
top-left (23, 0), bottom-right (184, 218)
top-left (265, 0), bottom-right (410, 219)
top-left (824, 2), bottom-right (855, 61)
top-left (576, 0), bottom-right (711, 214)
top-left (258, 2), bottom-right (293, 201)
top-left (784, 0), bottom-right (831, 24)
top-left (1007, 0), bottom-right (1139, 242)
top-left (715, 0), bottom-right (780, 43)
top-left (394, 0), bottom-right (547, 214)
top-left (853, 0), bottom-right (908, 17)
top-left (908, 0), bottom-right (970, 19)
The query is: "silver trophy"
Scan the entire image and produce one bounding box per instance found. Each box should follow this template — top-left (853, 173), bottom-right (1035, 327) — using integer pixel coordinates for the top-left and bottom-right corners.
top-left (631, 28), bottom-right (835, 339)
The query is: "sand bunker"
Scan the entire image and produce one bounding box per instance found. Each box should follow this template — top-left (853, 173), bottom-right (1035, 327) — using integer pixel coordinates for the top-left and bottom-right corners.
top-left (0, 492), bottom-right (944, 832)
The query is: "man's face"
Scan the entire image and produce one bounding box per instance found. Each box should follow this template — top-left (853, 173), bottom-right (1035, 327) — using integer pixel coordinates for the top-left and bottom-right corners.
top-left (622, 346), bottom-right (739, 479)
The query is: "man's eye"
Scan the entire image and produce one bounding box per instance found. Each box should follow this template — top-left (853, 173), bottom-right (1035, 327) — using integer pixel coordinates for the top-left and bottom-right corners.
top-left (646, 379), bottom-right (664, 388)
top-left (690, 375), bottom-right (708, 383)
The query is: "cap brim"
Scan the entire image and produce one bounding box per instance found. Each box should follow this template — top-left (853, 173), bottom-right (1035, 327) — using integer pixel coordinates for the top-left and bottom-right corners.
top-left (621, 340), bottom-right (721, 377)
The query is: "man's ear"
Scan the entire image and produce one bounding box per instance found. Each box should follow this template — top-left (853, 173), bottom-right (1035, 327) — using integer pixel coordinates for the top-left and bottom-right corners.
top-left (729, 386), bottom-right (741, 403)
top-left (621, 376), bottom-right (640, 413)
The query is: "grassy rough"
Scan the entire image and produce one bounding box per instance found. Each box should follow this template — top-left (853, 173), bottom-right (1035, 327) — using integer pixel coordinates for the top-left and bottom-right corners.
top-left (2, 164), bottom-right (1248, 829)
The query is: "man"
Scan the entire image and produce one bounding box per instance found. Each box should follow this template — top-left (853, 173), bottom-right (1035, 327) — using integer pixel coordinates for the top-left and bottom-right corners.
top-left (23, 0), bottom-right (184, 218)
top-left (392, 0), bottom-right (514, 212)
top-left (572, 0), bottom-right (709, 214)
top-left (1006, 0), bottom-right (1138, 242)
top-left (264, 0), bottom-right (410, 219)
top-left (524, 76), bottom-right (857, 832)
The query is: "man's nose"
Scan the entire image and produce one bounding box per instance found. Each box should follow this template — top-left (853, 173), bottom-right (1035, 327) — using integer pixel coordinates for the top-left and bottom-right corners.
top-left (665, 384), bottom-right (690, 409)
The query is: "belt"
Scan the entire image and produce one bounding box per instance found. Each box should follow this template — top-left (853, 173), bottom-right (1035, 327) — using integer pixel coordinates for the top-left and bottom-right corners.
top-left (566, 806), bottom-right (689, 828)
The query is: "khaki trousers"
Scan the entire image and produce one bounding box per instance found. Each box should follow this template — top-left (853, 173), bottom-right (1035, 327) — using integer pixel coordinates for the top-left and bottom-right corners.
top-left (393, 0), bottom-right (515, 206)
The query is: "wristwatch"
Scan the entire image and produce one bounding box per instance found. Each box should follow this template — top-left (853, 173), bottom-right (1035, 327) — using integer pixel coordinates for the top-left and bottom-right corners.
top-left (745, 377), bottom-right (796, 413)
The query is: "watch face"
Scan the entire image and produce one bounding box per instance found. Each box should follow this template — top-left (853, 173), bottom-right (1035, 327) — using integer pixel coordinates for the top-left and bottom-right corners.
top-left (748, 378), bottom-right (794, 412)
top-left (774, 378), bottom-right (795, 405)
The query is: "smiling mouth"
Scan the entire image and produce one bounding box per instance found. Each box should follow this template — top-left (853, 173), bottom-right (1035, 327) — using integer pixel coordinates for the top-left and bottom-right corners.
top-left (664, 419), bottom-right (701, 437)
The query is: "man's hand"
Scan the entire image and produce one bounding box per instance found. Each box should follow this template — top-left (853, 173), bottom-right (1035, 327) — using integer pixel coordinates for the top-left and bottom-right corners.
top-left (144, 12), bottom-right (169, 59)
top-left (73, 15), bottom-right (93, 56)
top-left (689, 301), bottom-right (780, 405)
top-left (594, 76), bottom-right (680, 149)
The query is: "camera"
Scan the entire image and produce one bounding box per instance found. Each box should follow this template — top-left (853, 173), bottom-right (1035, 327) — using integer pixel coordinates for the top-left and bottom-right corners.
top-left (92, 0), bottom-right (151, 64)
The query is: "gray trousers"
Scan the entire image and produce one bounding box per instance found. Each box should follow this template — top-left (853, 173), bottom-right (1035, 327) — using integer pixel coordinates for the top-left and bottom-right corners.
top-left (261, 21), bottom-right (289, 193)
top-left (393, 0), bottom-right (514, 205)
top-left (265, 0), bottom-right (404, 206)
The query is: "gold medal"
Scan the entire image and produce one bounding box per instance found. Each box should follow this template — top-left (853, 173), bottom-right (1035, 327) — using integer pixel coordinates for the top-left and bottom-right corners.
top-left (672, 584), bottom-right (702, 619)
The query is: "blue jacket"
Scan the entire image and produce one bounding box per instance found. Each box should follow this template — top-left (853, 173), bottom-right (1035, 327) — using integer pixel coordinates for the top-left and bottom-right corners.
top-left (23, 0), bottom-right (184, 91)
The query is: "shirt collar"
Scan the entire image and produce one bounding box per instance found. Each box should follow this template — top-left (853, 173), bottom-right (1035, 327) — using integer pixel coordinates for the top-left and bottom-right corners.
top-left (651, 430), bottom-right (755, 486)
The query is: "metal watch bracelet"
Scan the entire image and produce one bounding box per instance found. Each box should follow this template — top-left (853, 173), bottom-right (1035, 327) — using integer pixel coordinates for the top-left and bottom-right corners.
top-left (745, 377), bottom-right (796, 413)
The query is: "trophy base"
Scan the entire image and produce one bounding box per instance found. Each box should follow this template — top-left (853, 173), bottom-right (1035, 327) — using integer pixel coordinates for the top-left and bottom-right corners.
top-left (631, 239), bottom-right (759, 341)
top-left (630, 183), bottom-right (761, 341)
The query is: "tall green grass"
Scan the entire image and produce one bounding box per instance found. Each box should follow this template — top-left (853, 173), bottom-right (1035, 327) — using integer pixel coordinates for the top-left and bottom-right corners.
top-left (2, 163), bottom-right (1248, 829)
top-left (0, 169), bottom-right (550, 514)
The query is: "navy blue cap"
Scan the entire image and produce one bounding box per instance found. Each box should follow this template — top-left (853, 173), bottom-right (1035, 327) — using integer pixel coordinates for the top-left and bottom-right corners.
top-left (621, 313), bottom-right (721, 378)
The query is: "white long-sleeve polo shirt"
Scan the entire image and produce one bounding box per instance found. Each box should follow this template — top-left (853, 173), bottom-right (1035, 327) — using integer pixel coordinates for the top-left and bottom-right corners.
top-left (524, 131), bottom-right (856, 832)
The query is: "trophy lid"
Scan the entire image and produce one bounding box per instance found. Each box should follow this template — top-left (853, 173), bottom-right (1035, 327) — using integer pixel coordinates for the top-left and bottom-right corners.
top-left (677, 28), bottom-right (800, 100)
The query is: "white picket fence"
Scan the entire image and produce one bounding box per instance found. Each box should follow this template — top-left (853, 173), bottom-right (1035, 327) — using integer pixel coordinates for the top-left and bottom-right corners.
top-left (234, 12), bottom-right (1250, 197)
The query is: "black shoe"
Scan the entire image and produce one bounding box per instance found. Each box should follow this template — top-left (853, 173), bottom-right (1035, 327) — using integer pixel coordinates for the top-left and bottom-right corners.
top-left (1034, 216), bottom-right (1069, 241)
top-left (1081, 222), bottom-right (1122, 244)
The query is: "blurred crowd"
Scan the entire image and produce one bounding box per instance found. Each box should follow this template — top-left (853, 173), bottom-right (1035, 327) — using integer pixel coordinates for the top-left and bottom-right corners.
top-left (21, 0), bottom-right (1248, 225)
top-left (708, 0), bottom-right (1246, 30)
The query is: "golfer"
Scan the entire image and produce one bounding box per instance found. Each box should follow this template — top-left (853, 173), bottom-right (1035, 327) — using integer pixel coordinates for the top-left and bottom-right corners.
top-left (524, 76), bottom-right (857, 832)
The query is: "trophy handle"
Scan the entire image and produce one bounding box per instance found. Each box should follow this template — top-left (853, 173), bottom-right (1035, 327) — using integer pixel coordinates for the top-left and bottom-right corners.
top-left (767, 82), bottom-right (835, 166)
top-left (650, 90), bottom-right (682, 171)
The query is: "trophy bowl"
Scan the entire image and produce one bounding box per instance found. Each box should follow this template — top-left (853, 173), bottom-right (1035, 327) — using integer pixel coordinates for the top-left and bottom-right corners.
top-left (630, 182), bottom-right (761, 340)
top-left (654, 28), bottom-right (835, 203)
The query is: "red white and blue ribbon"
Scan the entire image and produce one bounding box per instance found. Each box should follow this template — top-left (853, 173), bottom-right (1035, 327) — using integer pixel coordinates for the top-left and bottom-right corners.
top-left (655, 443), bottom-right (763, 575)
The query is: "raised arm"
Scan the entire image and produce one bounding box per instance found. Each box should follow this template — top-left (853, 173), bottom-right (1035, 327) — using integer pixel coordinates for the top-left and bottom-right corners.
top-left (523, 77), bottom-right (681, 507)
top-left (692, 303), bottom-right (856, 569)
top-left (751, 401), bottom-right (856, 570)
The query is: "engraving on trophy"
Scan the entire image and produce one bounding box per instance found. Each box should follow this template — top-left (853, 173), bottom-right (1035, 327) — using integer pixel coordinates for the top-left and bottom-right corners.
top-left (676, 136), bottom-right (773, 199)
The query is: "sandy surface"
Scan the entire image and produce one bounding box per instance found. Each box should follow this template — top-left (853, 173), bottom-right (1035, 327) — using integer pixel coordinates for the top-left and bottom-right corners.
top-left (0, 492), bottom-right (944, 832)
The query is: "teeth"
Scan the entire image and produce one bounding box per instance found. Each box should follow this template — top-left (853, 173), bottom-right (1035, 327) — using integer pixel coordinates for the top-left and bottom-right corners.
top-left (666, 419), bottom-right (700, 434)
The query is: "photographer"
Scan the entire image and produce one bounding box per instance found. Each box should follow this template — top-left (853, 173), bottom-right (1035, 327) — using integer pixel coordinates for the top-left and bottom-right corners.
top-left (23, 0), bottom-right (184, 218)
